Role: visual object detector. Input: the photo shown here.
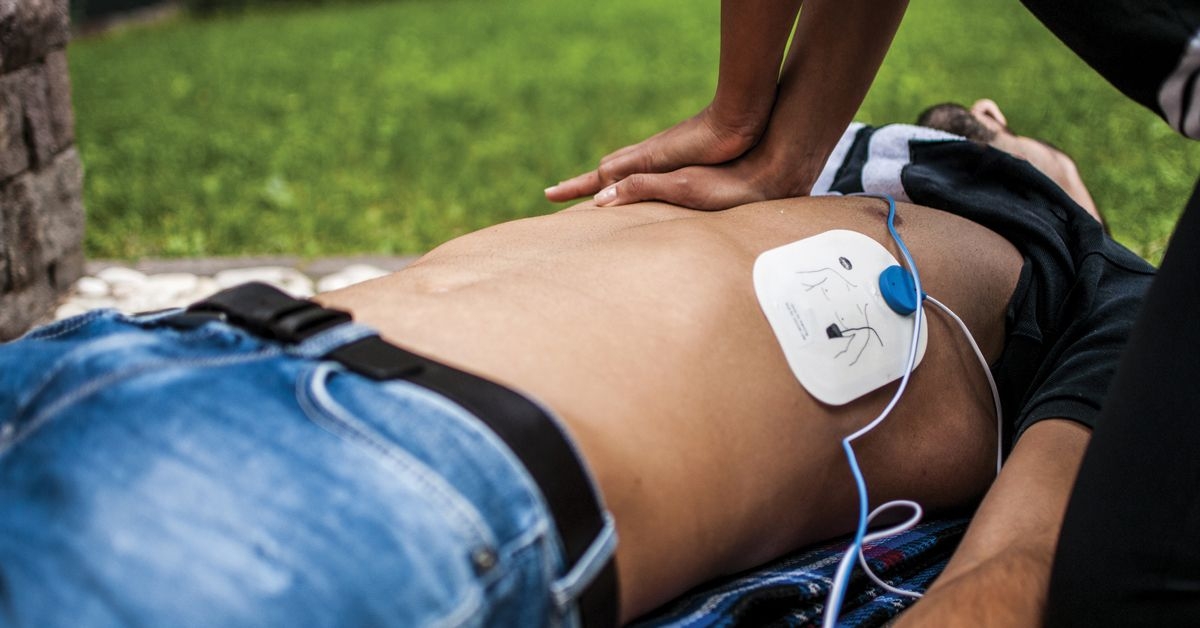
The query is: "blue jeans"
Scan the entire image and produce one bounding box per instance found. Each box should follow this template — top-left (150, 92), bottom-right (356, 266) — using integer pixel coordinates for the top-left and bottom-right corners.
top-left (0, 310), bottom-right (616, 627)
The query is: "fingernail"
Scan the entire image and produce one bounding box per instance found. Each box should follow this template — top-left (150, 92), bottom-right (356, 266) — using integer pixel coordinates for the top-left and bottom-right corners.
top-left (594, 185), bottom-right (616, 205)
top-left (544, 183), bottom-right (561, 195)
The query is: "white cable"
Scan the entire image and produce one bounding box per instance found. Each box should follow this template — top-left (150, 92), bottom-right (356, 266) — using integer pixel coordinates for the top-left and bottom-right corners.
top-left (844, 298), bottom-right (924, 443)
top-left (828, 296), bottom-right (1008, 618)
top-left (856, 500), bottom-right (925, 598)
top-left (843, 297), bottom-right (1007, 607)
top-left (823, 195), bottom-right (925, 627)
top-left (822, 280), bottom-right (924, 627)
top-left (823, 194), bottom-right (1005, 624)
top-left (840, 301), bottom-right (1008, 614)
top-left (925, 295), bottom-right (1004, 475)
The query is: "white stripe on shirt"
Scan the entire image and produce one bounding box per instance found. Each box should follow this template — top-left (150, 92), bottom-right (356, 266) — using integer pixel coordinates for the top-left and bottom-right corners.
top-left (1158, 29), bottom-right (1200, 139)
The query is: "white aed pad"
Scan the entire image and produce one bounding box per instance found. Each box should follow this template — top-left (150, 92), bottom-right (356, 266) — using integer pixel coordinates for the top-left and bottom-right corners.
top-left (753, 229), bottom-right (928, 406)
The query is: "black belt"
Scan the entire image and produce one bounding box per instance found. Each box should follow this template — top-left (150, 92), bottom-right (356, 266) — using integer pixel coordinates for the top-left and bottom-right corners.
top-left (166, 282), bottom-right (619, 627)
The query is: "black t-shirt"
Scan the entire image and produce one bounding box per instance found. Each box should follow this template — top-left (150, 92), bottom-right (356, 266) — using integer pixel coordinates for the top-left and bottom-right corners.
top-left (814, 124), bottom-right (1156, 451)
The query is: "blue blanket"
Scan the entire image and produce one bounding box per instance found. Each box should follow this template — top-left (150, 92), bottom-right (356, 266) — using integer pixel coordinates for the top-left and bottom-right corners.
top-left (632, 518), bottom-right (968, 627)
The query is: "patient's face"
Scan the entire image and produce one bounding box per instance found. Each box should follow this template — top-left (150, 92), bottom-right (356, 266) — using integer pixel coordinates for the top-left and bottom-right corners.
top-left (968, 100), bottom-right (1102, 225)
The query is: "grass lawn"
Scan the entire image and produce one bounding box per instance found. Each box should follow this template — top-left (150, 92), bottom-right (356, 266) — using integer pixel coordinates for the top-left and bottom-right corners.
top-left (71, 0), bottom-right (1200, 262)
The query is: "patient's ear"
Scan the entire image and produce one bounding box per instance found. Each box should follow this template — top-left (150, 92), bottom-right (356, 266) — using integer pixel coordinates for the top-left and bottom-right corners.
top-left (971, 99), bottom-right (1008, 129)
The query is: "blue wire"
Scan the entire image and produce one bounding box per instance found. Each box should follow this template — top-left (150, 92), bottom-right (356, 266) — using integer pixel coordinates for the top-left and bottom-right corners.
top-left (823, 193), bottom-right (924, 626)
top-left (831, 431), bottom-right (870, 625)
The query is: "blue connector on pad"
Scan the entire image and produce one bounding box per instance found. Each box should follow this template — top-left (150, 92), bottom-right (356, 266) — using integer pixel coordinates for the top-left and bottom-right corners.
top-left (879, 264), bottom-right (924, 316)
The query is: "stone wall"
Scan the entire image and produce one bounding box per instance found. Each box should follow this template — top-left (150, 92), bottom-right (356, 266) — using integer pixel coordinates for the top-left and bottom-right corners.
top-left (0, 0), bottom-right (84, 339)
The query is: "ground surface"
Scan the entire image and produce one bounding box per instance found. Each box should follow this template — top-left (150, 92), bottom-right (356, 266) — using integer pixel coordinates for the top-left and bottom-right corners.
top-left (50, 255), bottom-right (414, 321)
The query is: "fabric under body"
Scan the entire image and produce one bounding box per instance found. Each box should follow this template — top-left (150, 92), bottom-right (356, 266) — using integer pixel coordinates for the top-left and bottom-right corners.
top-left (0, 310), bottom-right (590, 627)
top-left (813, 124), bottom-right (1156, 449)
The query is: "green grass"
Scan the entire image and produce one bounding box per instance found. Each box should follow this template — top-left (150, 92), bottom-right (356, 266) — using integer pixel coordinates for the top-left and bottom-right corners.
top-left (71, 0), bottom-right (1200, 261)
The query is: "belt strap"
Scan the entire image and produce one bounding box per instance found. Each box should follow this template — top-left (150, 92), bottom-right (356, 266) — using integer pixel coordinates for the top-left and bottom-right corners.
top-left (179, 282), bottom-right (618, 627)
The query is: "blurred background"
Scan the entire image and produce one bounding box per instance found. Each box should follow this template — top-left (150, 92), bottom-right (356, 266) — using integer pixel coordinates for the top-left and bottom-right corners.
top-left (69, 0), bottom-right (1200, 263)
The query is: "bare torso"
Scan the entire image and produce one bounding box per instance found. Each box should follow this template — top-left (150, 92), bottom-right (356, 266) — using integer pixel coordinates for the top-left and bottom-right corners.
top-left (316, 196), bottom-right (1023, 620)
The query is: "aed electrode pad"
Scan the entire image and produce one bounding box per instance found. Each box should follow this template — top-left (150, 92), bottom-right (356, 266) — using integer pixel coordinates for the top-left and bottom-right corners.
top-left (753, 230), bottom-right (928, 405)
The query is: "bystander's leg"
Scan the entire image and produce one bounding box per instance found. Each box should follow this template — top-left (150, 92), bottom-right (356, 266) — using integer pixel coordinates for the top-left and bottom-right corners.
top-left (1046, 178), bottom-right (1200, 626)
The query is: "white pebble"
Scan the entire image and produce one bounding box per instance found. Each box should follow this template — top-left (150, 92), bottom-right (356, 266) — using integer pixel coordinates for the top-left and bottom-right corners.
top-left (213, 266), bottom-right (314, 297)
top-left (183, 277), bottom-right (221, 303)
top-left (75, 276), bottom-right (109, 298)
top-left (95, 266), bottom-right (147, 287)
top-left (146, 273), bottom-right (200, 300)
top-left (55, 301), bottom-right (92, 320)
top-left (51, 262), bottom-right (405, 323)
top-left (317, 264), bottom-right (389, 293)
top-left (120, 293), bottom-right (167, 313)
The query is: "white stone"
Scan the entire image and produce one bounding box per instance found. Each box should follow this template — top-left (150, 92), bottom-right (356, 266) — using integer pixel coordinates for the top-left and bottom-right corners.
top-left (53, 296), bottom-right (117, 317)
top-left (49, 262), bottom-right (418, 323)
top-left (120, 293), bottom-right (165, 313)
top-left (184, 277), bottom-right (221, 303)
top-left (146, 273), bottom-right (200, 300)
top-left (109, 284), bottom-right (136, 300)
top-left (317, 264), bottom-right (389, 293)
top-left (55, 301), bottom-right (92, 320)
top-left (97, 266), bottom-right (150, 300)
top-left (95, 266), bottom-right (147, 287)
top-left (74, 276), bottom-right (109, 298)
top-left (213, 266), bottom-right (314, 297)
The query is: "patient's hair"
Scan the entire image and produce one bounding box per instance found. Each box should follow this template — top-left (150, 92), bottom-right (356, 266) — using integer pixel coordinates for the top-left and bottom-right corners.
top-left (916, 103), bottom-right (997, 144)
top-left (916, 102), bottom-right (1111, 234)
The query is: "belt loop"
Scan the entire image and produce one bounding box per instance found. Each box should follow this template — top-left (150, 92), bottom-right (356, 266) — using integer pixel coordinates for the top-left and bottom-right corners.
top-left (551, 513), bottom-right (618, 614)
top-left (289, 323), bottom-right (380, 361)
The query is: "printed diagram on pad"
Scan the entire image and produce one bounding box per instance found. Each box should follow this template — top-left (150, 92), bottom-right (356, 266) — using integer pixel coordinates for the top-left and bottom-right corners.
top-left (753, 230), bottom-right (928, 406)
top-left (795, 267), bottom-right (884, 367)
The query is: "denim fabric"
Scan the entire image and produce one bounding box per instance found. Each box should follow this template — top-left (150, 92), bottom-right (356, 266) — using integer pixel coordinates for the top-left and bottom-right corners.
top-left (0, 310), bottom-right (611, 627)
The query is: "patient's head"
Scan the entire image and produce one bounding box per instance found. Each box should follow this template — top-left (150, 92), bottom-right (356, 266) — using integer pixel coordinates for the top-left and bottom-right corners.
top-left (917, 99), bottom-right (1104, 228)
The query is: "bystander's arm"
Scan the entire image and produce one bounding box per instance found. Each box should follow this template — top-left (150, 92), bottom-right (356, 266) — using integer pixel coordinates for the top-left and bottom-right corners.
top-left (574, 0), bottom-right (911, 210)
top-left (758, 0), bottom-right (910, 196)
top-left (546, 0), bottom-right (802, 203)
top-left (894, 419), bottom-right (1090, 626)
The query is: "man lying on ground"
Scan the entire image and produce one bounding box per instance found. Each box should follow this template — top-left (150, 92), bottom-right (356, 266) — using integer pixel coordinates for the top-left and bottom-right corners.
top-left (0, 101), bottom-right (1151, 627)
